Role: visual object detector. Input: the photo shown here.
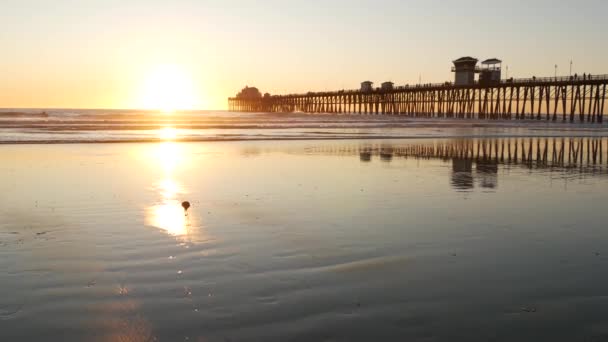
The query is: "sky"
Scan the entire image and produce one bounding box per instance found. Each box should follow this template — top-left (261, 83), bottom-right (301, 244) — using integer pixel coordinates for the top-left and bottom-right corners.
top-left (0, 0), bottom-right (606, 110)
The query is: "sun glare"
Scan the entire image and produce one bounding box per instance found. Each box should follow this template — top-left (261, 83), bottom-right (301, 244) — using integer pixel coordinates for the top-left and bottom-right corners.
top-left (149, 177), bottom-right (189, 237)
top-left (159, 127), bottom-right (178, 141)
top-left (156, 141), bottom-right (182, 173)
top-left (139, 64), bottom-right (198, 112)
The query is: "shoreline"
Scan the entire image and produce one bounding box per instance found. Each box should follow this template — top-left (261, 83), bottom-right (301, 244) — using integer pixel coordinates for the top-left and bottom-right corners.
top-left (3, 133), bottom-right (608, 145)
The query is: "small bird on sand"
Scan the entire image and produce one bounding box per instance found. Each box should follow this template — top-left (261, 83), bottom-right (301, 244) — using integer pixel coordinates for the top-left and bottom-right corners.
top-left (181, 201), bottom-right (191, 212)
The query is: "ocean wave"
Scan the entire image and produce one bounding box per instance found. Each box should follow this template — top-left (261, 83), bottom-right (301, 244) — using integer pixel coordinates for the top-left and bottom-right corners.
top-left (1, 110), bottom-right (608, 144)
top-left (2, 130), bottom-right (608, 145)
top-left (0, 111), bottom-right (49, 118)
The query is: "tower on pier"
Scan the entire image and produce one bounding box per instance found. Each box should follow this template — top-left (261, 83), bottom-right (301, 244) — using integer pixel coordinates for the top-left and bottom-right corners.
top-left (452, 57), bottom-right (479, 86)
top-left (479, 58), bottom-right (502, 85)
top-left (361, 81), bottom-right (374, 93)
top-left (381, 81), bottom-right (394, 91)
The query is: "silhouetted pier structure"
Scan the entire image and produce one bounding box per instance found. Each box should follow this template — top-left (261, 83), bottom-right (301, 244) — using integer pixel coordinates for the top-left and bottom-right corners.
top-left (229, 75), bottom-right (608, 123)
top-left (231, 55), bottom-right (608, 124)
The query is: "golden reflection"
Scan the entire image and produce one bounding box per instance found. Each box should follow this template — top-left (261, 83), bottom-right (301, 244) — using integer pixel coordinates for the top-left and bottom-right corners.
top-left (156, 140), bottom-right (181, 173)
top-left (94, 299), bottom-right (154, 342)
top-left (148, 179), bottom-right (192, 237)
top-left (158, 178), bottom-right (179, 198)
top-left (159, 126), bottom-right (178, 141)
top-left (145, 142), bottom-right (205, 242)
top-left (148, 200), bottom-right (191, 237)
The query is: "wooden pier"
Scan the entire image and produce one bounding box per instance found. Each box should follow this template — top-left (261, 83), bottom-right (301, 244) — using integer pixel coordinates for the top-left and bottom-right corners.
top-left (229, 75), bottom-right (608, 123)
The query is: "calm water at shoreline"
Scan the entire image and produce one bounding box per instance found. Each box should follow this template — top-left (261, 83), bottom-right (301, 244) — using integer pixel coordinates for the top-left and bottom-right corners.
top-left (2, 138), bottom-right (608, 341)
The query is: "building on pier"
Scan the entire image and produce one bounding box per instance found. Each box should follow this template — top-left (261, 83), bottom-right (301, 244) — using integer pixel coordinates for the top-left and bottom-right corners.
top-left (381, 81), bottom-right (394, 91)
top-left (361, 81), bottom-right (374, 93)
top-left (452, 57), bottom-right (479, 86)
top-left (236, 86), bottom-right (262, 100)
top-left (479, 58), bottom-right (502, 86)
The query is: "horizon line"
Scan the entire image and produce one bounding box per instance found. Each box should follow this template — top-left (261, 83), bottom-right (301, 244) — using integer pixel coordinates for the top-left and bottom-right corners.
top-left (0, 107), bottom-right (228, 112)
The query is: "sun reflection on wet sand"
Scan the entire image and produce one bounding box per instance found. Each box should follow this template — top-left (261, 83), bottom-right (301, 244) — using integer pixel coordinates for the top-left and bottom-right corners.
top-left (145, 140), bottom-right (205, 242)
top-left (93, 298), bottom-right (154, 342)
top-left (156, 140), bottom-right (182, 173)
top-left (148, 180), bottom-right (192, 237)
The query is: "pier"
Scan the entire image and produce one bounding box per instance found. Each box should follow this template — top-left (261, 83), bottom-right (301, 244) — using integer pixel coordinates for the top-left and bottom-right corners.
top-left (229, 57), bottom-right (608, 123)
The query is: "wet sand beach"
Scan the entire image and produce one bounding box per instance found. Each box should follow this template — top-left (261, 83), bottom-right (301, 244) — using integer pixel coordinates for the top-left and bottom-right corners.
top-left (3, 0), bottom-right (608, 339)
top-left (3, 138), bottom-right (608, 341)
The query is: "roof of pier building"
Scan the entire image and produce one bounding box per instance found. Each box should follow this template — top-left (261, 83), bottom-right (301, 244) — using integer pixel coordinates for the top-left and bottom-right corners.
top-left (236, 86), bottom-right (262, 100)
top-left (453, 56), bottom-right (479, 65)
top-left (482, 58), bottom-right (502, 65)
top-left (381, 81), bottom-right (394, 90)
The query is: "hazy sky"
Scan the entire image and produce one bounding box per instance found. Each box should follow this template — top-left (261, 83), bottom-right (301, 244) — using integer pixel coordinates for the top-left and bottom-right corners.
top-left (1, 0), bottom-right (606, 110)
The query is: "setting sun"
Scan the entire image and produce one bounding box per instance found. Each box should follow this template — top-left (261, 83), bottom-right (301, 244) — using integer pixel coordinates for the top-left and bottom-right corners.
top-left (138, 64), bottom-right (199, 112)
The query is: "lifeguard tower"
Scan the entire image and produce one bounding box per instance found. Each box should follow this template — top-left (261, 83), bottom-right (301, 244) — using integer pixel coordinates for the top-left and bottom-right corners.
top-left (452, 57), bottom-right (479, 86)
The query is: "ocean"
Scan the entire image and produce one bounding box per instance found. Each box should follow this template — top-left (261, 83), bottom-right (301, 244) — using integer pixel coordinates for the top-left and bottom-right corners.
top-left (2, 108), bottom-right (608, 143)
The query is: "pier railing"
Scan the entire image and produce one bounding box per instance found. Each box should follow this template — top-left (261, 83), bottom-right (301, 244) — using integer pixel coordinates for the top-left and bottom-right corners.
top-left (263, 74), bottom-right (608, 97)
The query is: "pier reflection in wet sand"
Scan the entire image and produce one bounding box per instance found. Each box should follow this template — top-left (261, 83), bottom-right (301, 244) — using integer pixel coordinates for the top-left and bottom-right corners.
top-left (317, 137), bottom-right (608, 191)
